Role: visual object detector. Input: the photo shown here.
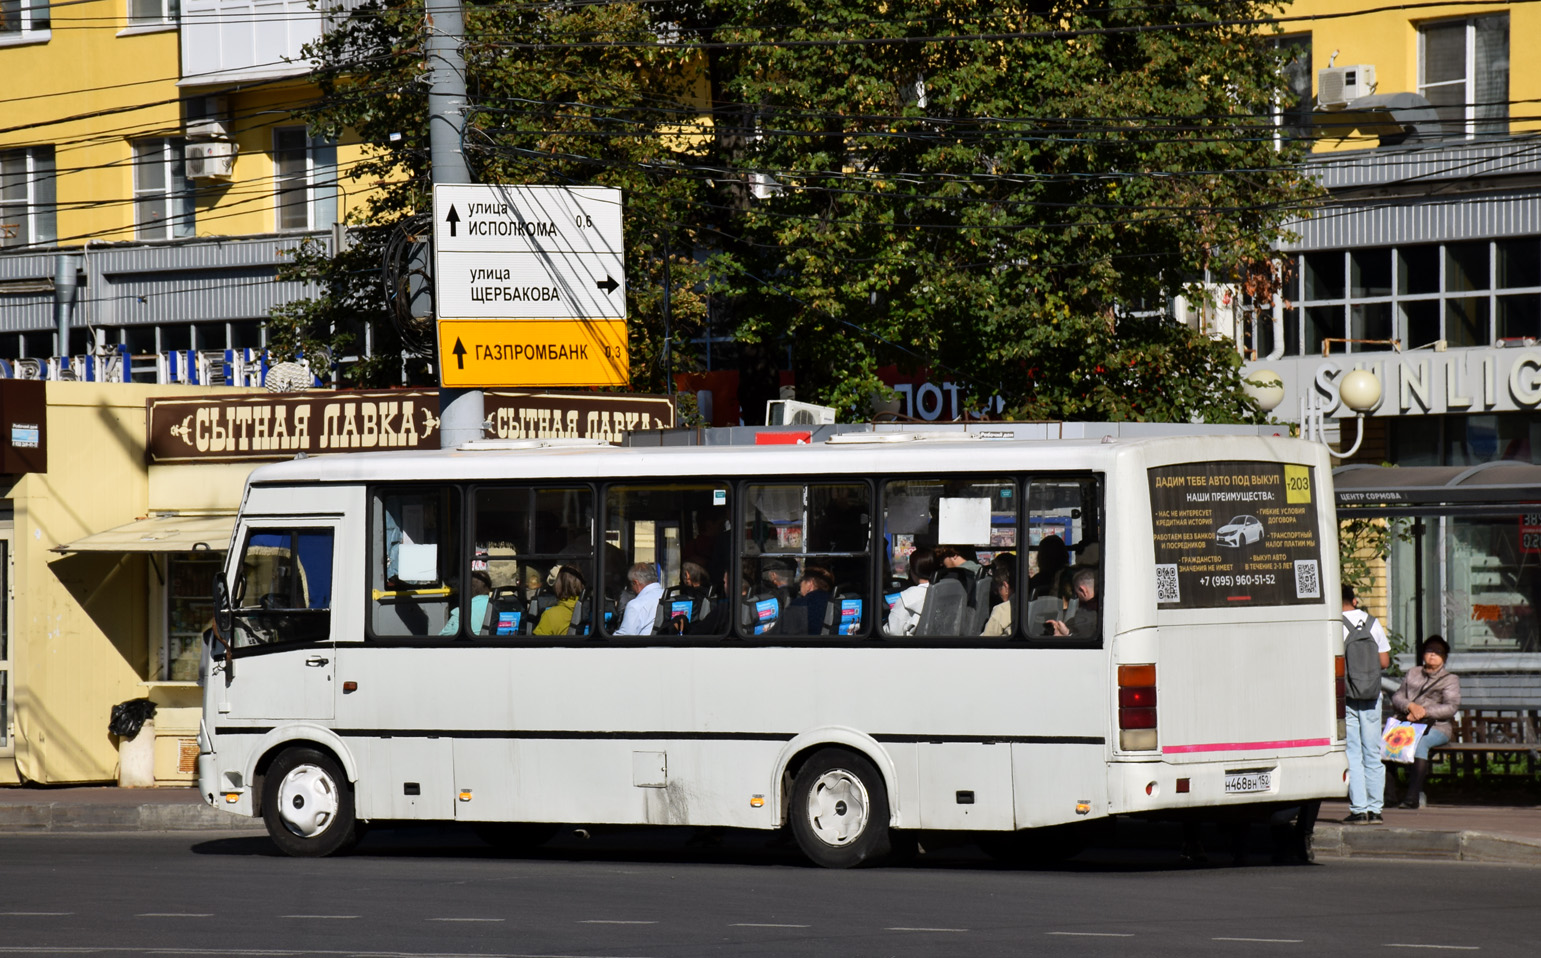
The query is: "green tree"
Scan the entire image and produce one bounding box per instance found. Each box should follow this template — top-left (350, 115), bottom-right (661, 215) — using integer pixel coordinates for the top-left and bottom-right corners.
top-left (282, 0), bottom-right (1317, 416)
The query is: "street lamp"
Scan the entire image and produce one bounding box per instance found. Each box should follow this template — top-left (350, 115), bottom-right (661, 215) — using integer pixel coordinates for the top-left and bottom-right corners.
top-left (1301, 368), bottom-right (1381, 459)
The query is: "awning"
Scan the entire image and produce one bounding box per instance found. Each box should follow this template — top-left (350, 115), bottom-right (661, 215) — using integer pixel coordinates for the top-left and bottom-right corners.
top-left (1334, 462), bottom-right (1541, 516)
top-left (54, 515), bottom-right (237, 554)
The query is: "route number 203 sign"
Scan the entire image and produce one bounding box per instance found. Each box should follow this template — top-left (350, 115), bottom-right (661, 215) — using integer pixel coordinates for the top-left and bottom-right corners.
top-left (1148, 461), bottom-right (1324, 609)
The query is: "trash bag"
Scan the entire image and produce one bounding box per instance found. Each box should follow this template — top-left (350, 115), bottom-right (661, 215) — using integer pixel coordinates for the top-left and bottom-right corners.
top-left (108, 699), bottom-right (157, 739)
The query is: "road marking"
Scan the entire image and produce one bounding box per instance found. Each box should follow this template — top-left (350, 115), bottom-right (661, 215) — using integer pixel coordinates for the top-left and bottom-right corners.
top-left (1215, 938), bottom-right (1304, 944)
top-left (579, 920), bottom-right (657, 925)
top-left (428, 917), bottom-right (506, 922)
top-left (1385, 946), bottom-right (1480, 951)
top-left (135, 913), bottom-right (214, 918)
top-left (730, 923), bottom-right (811, 928)
top-left (0, 913), bottom-right (73, 916)
top-left (1047, 931), bottom-right (1135, 938)
top-left (887, 927), bottom-right (968, 933)
top-left (281, 915), bottom-right (359, 920)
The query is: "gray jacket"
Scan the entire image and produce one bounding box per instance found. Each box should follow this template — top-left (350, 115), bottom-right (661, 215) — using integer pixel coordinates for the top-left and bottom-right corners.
top-left (1392, 666), bottom-right (1462, 740)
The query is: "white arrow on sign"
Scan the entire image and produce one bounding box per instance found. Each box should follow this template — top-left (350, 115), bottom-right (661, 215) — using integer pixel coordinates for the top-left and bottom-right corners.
top-left (433, 184), bottom-right (625, 322)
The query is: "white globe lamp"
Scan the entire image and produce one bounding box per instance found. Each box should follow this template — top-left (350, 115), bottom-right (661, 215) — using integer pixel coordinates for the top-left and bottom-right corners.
top-left (1242, 369), bottom-right (1285, 413)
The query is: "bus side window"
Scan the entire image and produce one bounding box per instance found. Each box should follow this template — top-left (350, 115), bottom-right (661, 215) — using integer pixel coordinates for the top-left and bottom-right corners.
top-left (470, 486), bottom-right (595, 638)
top-left (1026, 476), bottom-right (1101, 643)
top-left (742, 481), bottom-right (871, 638)
top-left (879, 477), bottom-right (1014, 639)
top-left (370, 486), bottom-right (461, 637)
top-left (231, 528), bottom-right (333, 647)
top-left (603, 482), bottom-right (731, 637)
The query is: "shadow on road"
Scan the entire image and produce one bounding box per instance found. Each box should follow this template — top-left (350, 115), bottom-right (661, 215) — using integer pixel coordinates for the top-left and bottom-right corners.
top-left (189, 818), bottom-right (1318, 874)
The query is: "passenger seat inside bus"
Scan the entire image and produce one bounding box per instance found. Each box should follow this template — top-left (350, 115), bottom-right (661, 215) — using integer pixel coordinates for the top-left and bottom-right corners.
top-left (914, 570), bottom-right (971, 636)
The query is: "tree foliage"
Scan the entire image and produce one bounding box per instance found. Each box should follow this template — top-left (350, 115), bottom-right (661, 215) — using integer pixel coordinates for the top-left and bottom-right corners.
top-left (281, 0), bottom-right (1318, 418)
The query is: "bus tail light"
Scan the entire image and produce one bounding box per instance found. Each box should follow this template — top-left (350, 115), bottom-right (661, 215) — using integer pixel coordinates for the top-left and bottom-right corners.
top-left (1118, 663), bottom-right (1157, 751)
top-left (1334, 655), bottom-right (1347, 740)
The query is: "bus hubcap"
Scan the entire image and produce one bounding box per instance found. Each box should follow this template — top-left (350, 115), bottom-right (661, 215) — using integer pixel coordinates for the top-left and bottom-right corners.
top-left (276, 764), bottom-right (338, 838)
top-left (806, 769), bottom-right (869, 846)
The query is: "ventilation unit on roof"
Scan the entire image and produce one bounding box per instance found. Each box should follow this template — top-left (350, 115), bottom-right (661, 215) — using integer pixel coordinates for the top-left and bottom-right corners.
top-left (185, 140), bottom-right (236, 180)
top-left (1317, 65), bottom-right (1376, 110)
top-left (766, 400), bottom-right (837, 426)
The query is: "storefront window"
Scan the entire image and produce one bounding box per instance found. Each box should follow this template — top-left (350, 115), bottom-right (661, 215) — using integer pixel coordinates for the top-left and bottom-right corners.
top-left (165, 553), bottom-right (221, 681)
top-left (1393, 516), bottom-right (1541, 655)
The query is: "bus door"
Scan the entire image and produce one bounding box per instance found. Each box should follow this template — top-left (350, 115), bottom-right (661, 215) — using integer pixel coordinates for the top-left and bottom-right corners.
top-left (218, 523), bottom-right (339, 721)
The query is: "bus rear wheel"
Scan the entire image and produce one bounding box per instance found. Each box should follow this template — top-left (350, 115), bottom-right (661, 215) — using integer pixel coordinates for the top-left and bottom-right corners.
top-left (262, 747), bottom-right (359, 858)
top-left (789, 748), bottom-right (893, 868)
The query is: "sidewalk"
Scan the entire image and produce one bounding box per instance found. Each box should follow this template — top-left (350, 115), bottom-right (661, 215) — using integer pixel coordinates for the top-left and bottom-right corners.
top-left (1, 786), bottom-right (1538, 865)
top-left (1312, 799), bottom-right (1541, 865)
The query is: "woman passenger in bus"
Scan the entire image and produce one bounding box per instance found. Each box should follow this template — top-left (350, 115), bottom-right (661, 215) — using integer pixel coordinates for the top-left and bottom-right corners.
top-left (980, 553), bottom-right (1016, 637)
top-left (886, 550), bottom-right (935, 637)
top-left (534, 566), bottom-right (586, 636)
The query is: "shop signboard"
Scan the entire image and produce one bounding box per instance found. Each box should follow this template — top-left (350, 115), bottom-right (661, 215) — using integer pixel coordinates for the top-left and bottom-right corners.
top-left (1148, 461), bottom-right (1323, 609)
top-left (147, 389), bottom-right (674, 464)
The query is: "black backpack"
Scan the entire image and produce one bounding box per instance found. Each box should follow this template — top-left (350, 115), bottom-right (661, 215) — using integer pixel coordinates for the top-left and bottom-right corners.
top-left (1343, 613), bottom-right (1384, 699)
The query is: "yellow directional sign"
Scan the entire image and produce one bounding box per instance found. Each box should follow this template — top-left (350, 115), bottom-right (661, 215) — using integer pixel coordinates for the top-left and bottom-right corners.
top-left (436, 319), bottom-right (629, 388)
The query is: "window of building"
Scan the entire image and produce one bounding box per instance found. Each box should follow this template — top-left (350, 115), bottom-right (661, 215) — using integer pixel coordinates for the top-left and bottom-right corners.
top-left (1419, 14), bottom-right (1509, 139)
top-left (0, 0), bottom-right (50, 43)
top-left (164, 552), bottom-right (221, 681)
top-left (127, 0), bottom-right (177, 27)
top-left (1274, 34), bottom-right (1313, 143)
top-left (1287, 239), bottom-right (1541, 354)
top-left (273, 127), bottom-right (337, 231)
top-left (133, 139), bottom-right (195, 240)
top-left (0, 146), bottom-right (56, 249)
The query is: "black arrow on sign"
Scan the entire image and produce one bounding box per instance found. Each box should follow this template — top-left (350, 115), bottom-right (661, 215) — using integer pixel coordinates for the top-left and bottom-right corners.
top-left (452, 337), bottom-right (467, 370)
top-left (596, 275), bottom-right (619, 294)
top-left (445, 205), bottom-right (460, 237)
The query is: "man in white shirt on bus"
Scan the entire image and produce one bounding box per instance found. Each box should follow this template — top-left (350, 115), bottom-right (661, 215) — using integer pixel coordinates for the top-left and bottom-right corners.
top-left (615, 563), bottom-right (663, 635)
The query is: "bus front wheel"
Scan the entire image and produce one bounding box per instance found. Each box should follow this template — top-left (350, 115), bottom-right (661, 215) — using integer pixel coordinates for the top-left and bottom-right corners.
top-left (789, 748), bottom-right (893, 868)
top-left (262, 747), bottom-right (359, 858)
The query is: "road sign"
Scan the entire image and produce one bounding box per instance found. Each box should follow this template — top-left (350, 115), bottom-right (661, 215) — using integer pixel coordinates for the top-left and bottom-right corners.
top-left (433, 184), bottom-right (625, 321)
top-left (437, 319), bottom-right (629, 388)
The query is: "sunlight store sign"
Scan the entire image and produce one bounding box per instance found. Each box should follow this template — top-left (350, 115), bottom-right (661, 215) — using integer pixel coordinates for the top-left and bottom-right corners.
top-left (1247, 348), bottom-right (1541, 418)
top-left (147, 390), bottom-right (674, 463)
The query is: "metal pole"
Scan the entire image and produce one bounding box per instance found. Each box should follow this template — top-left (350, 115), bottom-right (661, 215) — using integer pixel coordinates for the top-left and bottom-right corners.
top-left (53, 252), bottom-right (83, 359)
top-left (424, 0), bottom-right (483, 448)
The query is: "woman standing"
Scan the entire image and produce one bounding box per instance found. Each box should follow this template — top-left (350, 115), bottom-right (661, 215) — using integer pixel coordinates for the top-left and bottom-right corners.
top-left (1391, 635), bottom-right (1461, 810)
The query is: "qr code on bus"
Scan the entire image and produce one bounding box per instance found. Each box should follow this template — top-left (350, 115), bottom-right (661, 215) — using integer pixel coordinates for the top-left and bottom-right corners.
top-left (1294, 559), bottom-right (1321, 599)
top-left (1155, 563), bottom-right (1180, 603)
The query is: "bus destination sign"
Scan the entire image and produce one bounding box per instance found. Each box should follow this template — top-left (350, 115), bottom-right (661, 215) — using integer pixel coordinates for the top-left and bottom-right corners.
top-left (1148, 461), bottom-right (1323, 609)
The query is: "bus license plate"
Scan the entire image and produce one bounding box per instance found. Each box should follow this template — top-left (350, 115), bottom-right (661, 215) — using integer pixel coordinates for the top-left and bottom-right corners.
top-left (1224, 770), bottom-right (1272, 794)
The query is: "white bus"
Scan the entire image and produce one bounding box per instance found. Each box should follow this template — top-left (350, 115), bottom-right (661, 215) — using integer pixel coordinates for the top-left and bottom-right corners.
top-left (199, 432), bottom-right (1348, 865)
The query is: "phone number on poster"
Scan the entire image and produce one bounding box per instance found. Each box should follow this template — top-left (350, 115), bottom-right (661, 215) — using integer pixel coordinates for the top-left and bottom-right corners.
top-left (1199, 574), bottom-right (1277, 587)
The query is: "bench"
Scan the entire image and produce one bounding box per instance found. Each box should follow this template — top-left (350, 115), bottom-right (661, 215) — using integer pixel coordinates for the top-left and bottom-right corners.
top-left (1428, 710), bottom-right (1540, 777)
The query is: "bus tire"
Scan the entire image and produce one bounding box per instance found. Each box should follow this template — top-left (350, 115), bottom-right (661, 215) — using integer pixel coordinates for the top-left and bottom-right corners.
top-left (790, 748), bottom-right (892, 868)
top-left (262, 747), bottom-right (359, 858)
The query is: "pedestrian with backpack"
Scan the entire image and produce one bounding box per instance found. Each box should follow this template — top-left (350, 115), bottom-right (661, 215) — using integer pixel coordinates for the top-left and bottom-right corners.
top-left (1342, 585), bottom-right (1392, 824)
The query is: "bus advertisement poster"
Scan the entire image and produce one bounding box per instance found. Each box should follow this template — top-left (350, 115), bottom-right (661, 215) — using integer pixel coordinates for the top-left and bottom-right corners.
top-left (1147, 461), bottom-right (1323, 609)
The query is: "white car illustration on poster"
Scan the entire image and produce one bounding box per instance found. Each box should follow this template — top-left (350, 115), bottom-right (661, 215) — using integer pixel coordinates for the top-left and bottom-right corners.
top-left (1215, 515), bottom-right (1265, 547)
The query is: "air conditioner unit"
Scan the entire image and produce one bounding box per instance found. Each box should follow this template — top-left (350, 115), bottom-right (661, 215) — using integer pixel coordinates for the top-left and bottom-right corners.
top-left (185, 117), bottom-right (230, 140)
top-left (766, 399), bottom-right (837, 426)
top-left (1317, 65), bottom-right (1376, 110)
top-left (185, 140), bottom-right (236, 180)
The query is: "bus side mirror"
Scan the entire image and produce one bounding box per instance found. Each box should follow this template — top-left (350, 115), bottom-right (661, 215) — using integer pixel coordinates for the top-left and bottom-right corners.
top-left (210, 577), bottom-right (235, 681)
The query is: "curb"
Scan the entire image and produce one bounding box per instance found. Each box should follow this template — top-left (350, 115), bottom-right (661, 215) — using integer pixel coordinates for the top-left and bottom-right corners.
top-left (0, 802), bottom-right (265, 833)
top-left (1314, 823), bottom-right (1541, 865)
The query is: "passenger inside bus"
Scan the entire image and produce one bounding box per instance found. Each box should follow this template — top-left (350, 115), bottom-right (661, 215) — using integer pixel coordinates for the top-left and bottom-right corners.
top-left (614, 563), bottom-right (663, 635)
top-left (981, 553), bottom-right (1016, 637)
top-left (534, 566), bottom-right (585, 636)
top-left (886, 549), bottom-right (935, 636)
top-left (782, 567), bottom-right (835, 635)
top-left (439, 571), bottom-right (492, 637)
top-left (1029, 534), bottom-right (1070, 599)
top-left (1048, 569), bottom-right (1099, 638)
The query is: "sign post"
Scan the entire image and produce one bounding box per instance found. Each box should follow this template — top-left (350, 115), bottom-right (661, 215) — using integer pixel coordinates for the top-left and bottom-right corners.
top-left (433, 184), bottom-right (627, 388)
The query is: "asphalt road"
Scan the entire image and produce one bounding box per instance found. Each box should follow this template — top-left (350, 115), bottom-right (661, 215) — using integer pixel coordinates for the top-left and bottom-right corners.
top-left (0, 825), bottom-right (1529, 957)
